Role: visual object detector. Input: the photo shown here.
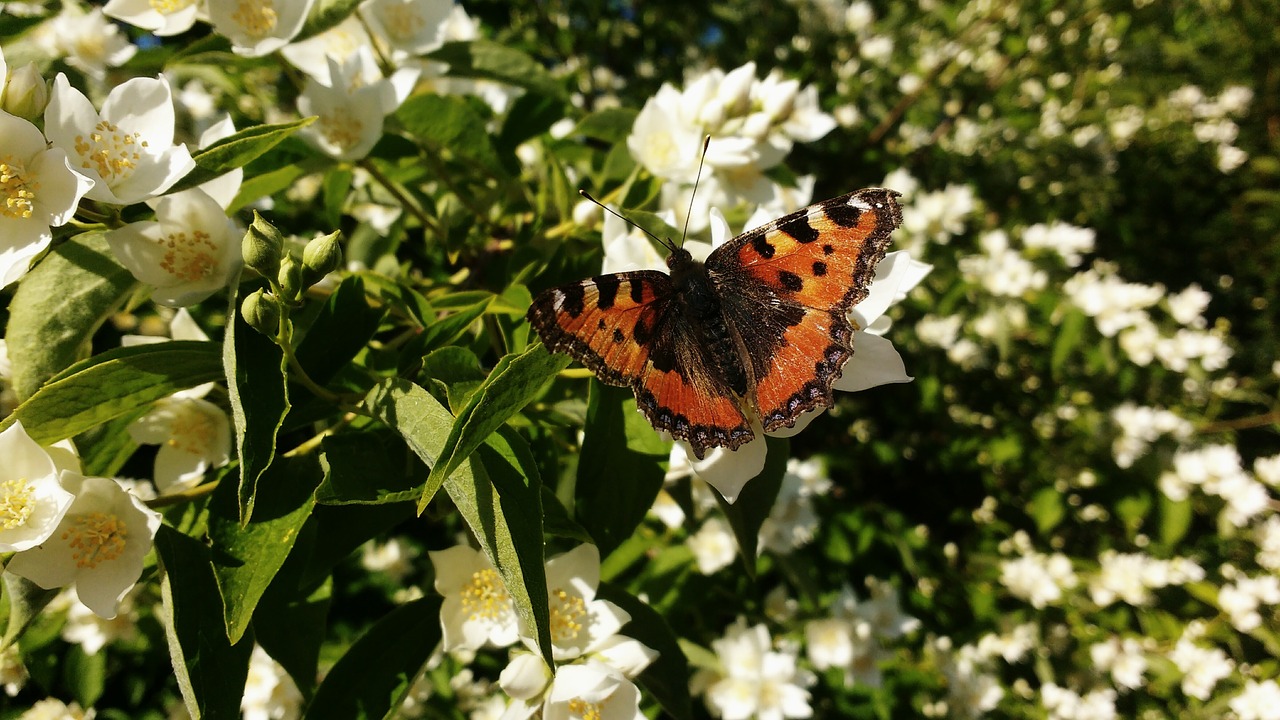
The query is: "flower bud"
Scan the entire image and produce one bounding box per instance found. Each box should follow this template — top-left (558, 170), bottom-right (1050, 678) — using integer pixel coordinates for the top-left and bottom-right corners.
top-left (1, 63), bottom-right (48, 121)
top-left (277, 253), bottom-right (303, 301)
top-left (301, 230), bottom-right (342, 286)
top-left (241, 289), bottom-right (280, 336)
top-left (242, 211), bottom-right (283, 278)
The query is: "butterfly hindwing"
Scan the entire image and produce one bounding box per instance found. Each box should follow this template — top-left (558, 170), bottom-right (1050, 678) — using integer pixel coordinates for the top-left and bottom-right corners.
top-left (707, 188), bottom-right (903, 431)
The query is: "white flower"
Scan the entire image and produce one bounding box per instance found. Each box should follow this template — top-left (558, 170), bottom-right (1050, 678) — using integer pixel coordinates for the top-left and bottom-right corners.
top-left (1170, 636), bottom-right (1233, 700)
top-left (280, 16), bottom-right (377, 83)
top-left (1089, 637), bottom-right (1147, 690)
top-left (45, 6), bottom-right (137, 79)
top-left (845, 2), bottom-right (875, 33)
top-left (104, 0), bottom-right (202, 36)
top-left (362, 0), bottom-right (454, 56)
top-left (105, 187), bottom-right (241, 306)
top-left (0, 421), bottom-right (77, 552)
top-left (1218, 575), bottom-right (1280, 633)
top-left (1041, 683), bottom-right (1117, 720)
top-left (0, 109), bottom-right (95, 287)
top-left (1063, 263), bottom-right (1164, 337)
top-left (59, 587), bottom-right (139, 655)
top-left (537, 544), bottom-right (632, 661)
top-left (126, 395), bottom-right (232, 494)
top-left (935, 642), bottom-right (1003, 716)
top-left (898, 184), bottom-right (975, 252)
top-left (298, 54), bottom-right (417, 161)
top-left (758, 459), bottom-right (826, 555)
top-left (241, 645), bottom-right (304, 720)
top-left (1230, 679), bottom-right (1280, 720)
top-left (1167, 284), bottom-right (1211, 327)
top-left (1022, 221), bottom-right (1095, 267)
top-left (958, 230), bottom-right (1047, 297)
top-left (45, 74), bottom-right (195, 206)
top-left (207, 0), bottom-right (317, 57)
top-left (859, 36), bottom-right (894, 64)
top-left (628, 84), bottom-right (703, 183)
top-left (7, 475), bottom-right (163, 618)
top-left (431, 545), bottom-right (519, 651)
top-left (857, 578), bottom-right (921, 639)
top-left (543, 661), bottom-right (646, 720)
top-left (999, 550), bottom-right (1077, 608)
top-left (805, 617), bottom-right (883, 688)
top-left (1088, 551), bottom-right (1203, 607)
top-left (1, 50), bottom-right (48, 122)
top-left (17, 697), bottom-right (91, 719)
top-left (362, 538), bottom-right (419, 581)
top-left (0, 644), bottom-right (27, 697)
top-left (688, 516), bottom-right (737, 574)
top-left (1109, 403), bottom-right (1192, 469)
top-left (701, 619), bottom-right (814, 720)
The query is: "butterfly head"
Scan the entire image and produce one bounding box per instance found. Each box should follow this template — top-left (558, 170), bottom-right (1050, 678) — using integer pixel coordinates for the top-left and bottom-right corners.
top-left (665, 244), bottom-right (694, 270)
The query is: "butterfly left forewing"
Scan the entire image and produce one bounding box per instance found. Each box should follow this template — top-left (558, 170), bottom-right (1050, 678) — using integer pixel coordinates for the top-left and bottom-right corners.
top-left (707, 188), bottom-right (903, 431)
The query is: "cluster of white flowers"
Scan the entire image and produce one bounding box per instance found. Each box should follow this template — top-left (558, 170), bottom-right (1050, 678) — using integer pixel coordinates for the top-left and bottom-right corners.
top-left (1063, 261), bottom-right (1164, 337)
top-left (242, 645), bottom-right (304, 720)
top-left (1109, 403), bottom-right (1193, 469)
top-left (1166, 84), bottom-right (1253, 173)
top-left (693, 618), bottom-right (816, 720)
top-left (1256, 515), bottom-right (1280, 571)
top-left (0, 422), bottom-right (162, 620)
top-left (1040, 683), bottom-right (1118, 720)
top-left (1170, 623), bottom-right (1235, 700)
top-left (929, 637), bottom-right (1004, 718)
top-left (804, 579), bottom-right (920, 688)
top-left (430, 544), bottom-right (657, 719)
top-left (1088, 550), bottom-right (1205, 607)
top-left (998, 549), bottom-right (1078, 608)
top-left (1230, 679), bottom-right (1280, 720)
top-left (958, 230), bottom-right (1048, 298)
top-left (1021, 221), bottom-right (1095, 267)
top-left (628, 61), bottom-right (836, 232)
top-left (1159, 444), bottom-right (1271, 528)
top-left (1089, 636), bottom-right (1149, 690)
top-left (1217, 573), bottom-right (1280, 633)
top-left (888, 171), bottom-right (977, 255)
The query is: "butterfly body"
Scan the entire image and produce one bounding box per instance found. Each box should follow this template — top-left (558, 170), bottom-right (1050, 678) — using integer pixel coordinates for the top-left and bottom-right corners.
top-left (528, 188), bottom-right (904, 459)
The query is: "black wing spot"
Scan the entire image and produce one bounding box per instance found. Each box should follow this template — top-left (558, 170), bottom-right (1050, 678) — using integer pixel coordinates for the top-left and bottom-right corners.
top-left (597, 318), bottom-right (607, 330)
top-left (779, 270), bottom-right (804, 292)
top-left (629, 280), bottom-right (645, 304)
top-left (594, 275), bottom-right (621, 309)
top-left (752, 234), bottom-right (776, 259)
top-left (827, 202), bottom-right (863, 228)
top-left (812, 261), bottom-right (828, 277)
top-left (633, 318), bottom-right (653, 345)
top-left (822, 244), bottom-right (835, 255)
top-left (561, 285), bottom-right (586, 318)
top-left (785, 216), bottom-right (820, 243)
top-left (612, 328), bottom-right (625, 343)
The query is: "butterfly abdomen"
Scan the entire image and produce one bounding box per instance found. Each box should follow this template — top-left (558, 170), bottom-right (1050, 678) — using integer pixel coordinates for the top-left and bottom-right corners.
top-left (668, 260), bottom-right (750, 397)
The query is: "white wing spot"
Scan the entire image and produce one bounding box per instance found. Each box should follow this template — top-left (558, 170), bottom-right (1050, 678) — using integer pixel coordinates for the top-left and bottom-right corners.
top-left (551, 290), bottom-right (564, 310)
top-left (849, 196), bottom-right (872, 210)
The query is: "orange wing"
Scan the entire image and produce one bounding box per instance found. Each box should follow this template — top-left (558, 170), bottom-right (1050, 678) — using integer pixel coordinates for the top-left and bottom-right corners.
top-left (706, 188), bottom-right (903, 432)
top-left (527, 273), bottom-right (753, 458)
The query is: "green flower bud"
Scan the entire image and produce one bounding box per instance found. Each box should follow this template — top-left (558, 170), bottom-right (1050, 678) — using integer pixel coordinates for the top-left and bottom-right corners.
top-left (241, 289), bottom-right (281, 336)
top-left (242, 211), bottom-right (284, 278)
top-left (302, 230), bottom-right (343, 286)
top-left (1, 63), bottom-right (47, 121)
top-left (278, 253), bottom-right (303, 302)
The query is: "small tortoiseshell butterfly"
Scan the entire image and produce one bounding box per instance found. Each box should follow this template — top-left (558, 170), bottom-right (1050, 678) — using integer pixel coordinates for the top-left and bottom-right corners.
top-left (527, 188), bottom-right (904, 459)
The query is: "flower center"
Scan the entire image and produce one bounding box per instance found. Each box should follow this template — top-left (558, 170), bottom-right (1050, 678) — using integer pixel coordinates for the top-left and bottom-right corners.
top-left (0, 157), bottom-right (38, 220)
top-left (567, 698), bottom-right (604, 720)
top-left (232, 0), bottom-right (279, 39)
top-left (149, 0), bottom-right (195, 14)
top-left (63, 511), bottom-right (128, 568)
top-left (156, 228), bottom-right (219, 283)
top-left (318, 108), bottom-right (365, 153)
top-left (168, 405), bottom-right (216, 455)
top-left (461, 568), bottom-right (510, 622)
top-left (0, 478), bottom-right (35, 530)
top-left (74, 120), bottom-right (148, 185)
top-left (548, 587), bottom-right (587, 643)
top-left (381, 5), bottom-right (427, 43)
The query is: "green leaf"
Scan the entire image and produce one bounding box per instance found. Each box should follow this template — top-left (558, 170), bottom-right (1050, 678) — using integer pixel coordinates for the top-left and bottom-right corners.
top-left (169, 118), bottom-right (316, 194)
top-left (597, 584), bottom-right (694, 720)
top-left (321, 167), bottom-right (353, 229)
top-left (575, 382), bottom-right (669, 556)
top-left (4, 232), bottom-right (137, 401)
top-left (230, 164), bottom-right (310, 213)
top-left (1050, 308), bottom-right (1087, 379)
top-left (571, 107), bottom-right (639, 143)
top-left (303, 596), bottom-right (441, 720)
top-left (156, 527), bottom-right (254, 720)
top-left (63, 645), bottom-right (106, 708)
top-left (420, 346), bottom-right (488, 413)
top-left (427, 40), bottom-right (565, 99)
top-left (255, 532), bottom-right (331, 699)
top-left (421, 343), bottom-right (569, 514)
top-left (0, 341), bottom-right (224, 444)
top-left (224, 280), bottom-right (291, 522)
top-left (396, 94), bottom-right (506, 177)
top-left (497, 92), bottom-right (567, 159)
top-left (413, 295), bottom-right (494, 357)
top-left (208, 455), bottom-right (324, 644)
top-left (712, 436), bottom-right (790, 574)
top-left (541, 485), bottom-right (594, 543)
top-left (316, 430), bottom-right (427, 505)
top-left (1, 573), bottom-right (60, 650)
top-left (364, 378), bottom-right (552, 665)
top-left (1029, 486), bottom-right (1065, 534)
top-left (1158, 493), bottom-right (1193, 546)
top-left (295, 0), bottom-right (363, 42)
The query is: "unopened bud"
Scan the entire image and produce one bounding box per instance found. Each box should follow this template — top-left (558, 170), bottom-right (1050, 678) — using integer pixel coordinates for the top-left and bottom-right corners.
top-left (1, 63), bottom-right (47, 121)
top-left (242, 211), bottom-right (283, 278)
top-left (301, 230), bottom-right (342, 285)
top-left (241, 289), bottom-right (280, 335)
top-left (277, 253), bottom-right (303, 301)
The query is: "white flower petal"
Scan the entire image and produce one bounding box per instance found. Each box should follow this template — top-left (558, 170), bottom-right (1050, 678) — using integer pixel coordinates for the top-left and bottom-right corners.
top-left (687, 428), bottom-right (768, 503)
top-left (832, 332), bottom-right (912, 392)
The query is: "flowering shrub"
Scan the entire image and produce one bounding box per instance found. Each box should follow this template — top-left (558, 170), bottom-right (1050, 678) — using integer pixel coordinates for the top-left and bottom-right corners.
top-left (0, 1), bottom-right (1277, 719)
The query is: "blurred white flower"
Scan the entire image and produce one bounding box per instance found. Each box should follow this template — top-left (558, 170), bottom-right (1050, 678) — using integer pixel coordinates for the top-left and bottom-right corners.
top-left (999, 550), bottom-right (1077, 608)
top-left (935, 641), bottom-right (1003, 717)
top-left (45, 6), bottom-right (137, 79)
top-left (805, 616), bottom-right (883, 688)
top-left (17, 697), bottom-right (92, 719)
top-left (104, 0), bottom-right (203, 36)
top-left (298, 54), bottom-right (418, 161)
top-left (1063, 262), bottom-right (1164, 337)
top-left (1218, 575), bottom-right (1280, 633)
top-left (207, 0), bottom-right (316, 57)
top-left (758, 457), bottom-right (828, 555)
top-left (1041, 683), bottom-right (1117, 720)
top-left (7, 475), bottom-right (162, 618)
top-left (105, 187), bottom-right (241, 306)
top-left (363, 0), bottom-right (454, 56)
top-left (859, 36), bottom-right (894, 64)
top-left (1088, 551), bottom-right (1203, 607)
top-left (0, 421), bottom-right (77, 552)
top-left (1021, 221), bottom-right (1095, 267)
top-left (687, 516), bottom-right (737, 574)
top-left (59, 587), bottom-right (139, 655)
top-left (241, 645), bottom-right (303, 720)
top-left (1089, 637), bottom-right (1147, 690)
top-left (126, 395), bottom-right (232, 494)
top-left (1109, 403), bottom-right (1192, 469)
top-left (45, 74), bottom-right (195, 206)
top-left (280, 16), bottom-right (375, 83)
top-left (697, 619), bottom-right (814, 720)
top-left (0, 644), bottom-right (27, 697)
top-left (958, 230), bottom-right (1047, 297)
top-left (1257, 515), bottom-right (1280, 571)
top-left (430, 545), bottom-right (519, 651)
top-left (362, 538), bottom-right (419, 582)
top-left (1170, 635), bottom-right (1233, 700)
top-left (0, 108), bottom-right (95, 287)
top-left (898, 183), bottom-right (975, 252)
top-left (1230, 679), bottom-right (1280, 720)
top-left (1166, 284), bottom-right (1211, 327)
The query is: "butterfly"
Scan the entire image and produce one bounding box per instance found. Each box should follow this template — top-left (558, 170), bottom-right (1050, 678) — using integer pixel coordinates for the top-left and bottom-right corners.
top-left (527, 188), bottom-right (904, 459)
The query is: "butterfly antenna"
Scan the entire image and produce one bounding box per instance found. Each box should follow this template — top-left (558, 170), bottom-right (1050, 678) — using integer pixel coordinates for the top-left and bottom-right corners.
top-left (679, 135), bottom-right (713, 248)
top-left (578, 190), bottom-right (675, 252)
